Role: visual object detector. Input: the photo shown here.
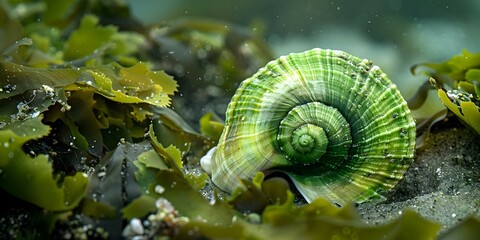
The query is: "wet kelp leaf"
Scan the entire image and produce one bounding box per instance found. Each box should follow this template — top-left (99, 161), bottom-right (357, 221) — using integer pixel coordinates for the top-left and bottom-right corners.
top-left (121, 194), bottom-right (157, 220)
top-left (186, 172), bottom-right (209, 192)
top-left (42, 0), bottom-right (77, 25)
top-left (411, 50), bottom-right (480, 137)
top-left (150, 169), bottom-right (235, 226)
top-left (132, 140), bottom-right (234, 224)
top-left (120, 63), bottom-right (177, 96)
top-left (85, 141), bottom-right (149, 239)
top-left (66, 90), bottom-right (103, 156)
top-left (1, 38), bottom-right (33, 61)
top-left (131, 147), bottom-right (210, 218)
top-left (148, 116), bottom-right (212, 191)
top-left (199, 112), bottom-right (224, 144)
top-left (179, 193), bottom-right (440, 240)
top-left (253, 208), bottom-right (439, 240)
top-left (80, 198), bottom-right (116, 219)
top-left (63, 14), bottom-right (117, 61)
top-left (229, 172), bottom-right (291, 214)
top-left (0, 58), bottom-right (178, 192)
top-left (136, 149), bottom-right (169, 170)
top-left (149, 123), bottom-right (184, 172)
top-left (0, 117), bottom-right (88, 211)
top-left (182, 199), bottom-right (440, 239)
top-left (263, 197), bottom-right (359, 225)
top-left (64, 62), bottom-right (178, 107)
top-left (0, 4), bottom-right (23, 53)
top-left (150, 108), bottom-right (209, 155)
top-left (0, 59), bottom-right (81, 100)
top-left (129, 155), bottom-right (236, 237)
top-left (82, 139), bottom-right (182, 238)
top-left (439, 217), bottom-right (480, 240)
top-left (0, 60), bottom-right (177, 107)
top-left (2, 13), bottom-right (143, 67)
top-left (413, 50), bottom-right (480, 88)
top-left (133, 148), bottom-right (169, 196)
top-left (438, 88), bottom-right (480, 135)
top-left (0, 84), bottom-right (64, 125)
top-left (0, 116), bottom-right (50, 166)
top-left (147, 108), bottom-right (220, 170)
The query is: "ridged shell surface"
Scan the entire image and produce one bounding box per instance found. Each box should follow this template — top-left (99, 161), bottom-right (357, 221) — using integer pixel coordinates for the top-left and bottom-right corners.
top-left (207, 48), bottom-right (416, 206)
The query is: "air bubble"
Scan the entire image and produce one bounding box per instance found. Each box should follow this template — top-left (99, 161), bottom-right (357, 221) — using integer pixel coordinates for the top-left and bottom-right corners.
top-left (97, 171), bottom-right (106, 179)
top-left (155, 185), bottom-right (165, 194)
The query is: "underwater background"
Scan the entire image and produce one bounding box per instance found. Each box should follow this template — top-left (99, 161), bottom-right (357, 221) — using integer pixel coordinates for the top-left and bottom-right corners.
top-left (127, 0), bottom-right (480, 123)
top-left (129, 0), bottom-right (480, 85)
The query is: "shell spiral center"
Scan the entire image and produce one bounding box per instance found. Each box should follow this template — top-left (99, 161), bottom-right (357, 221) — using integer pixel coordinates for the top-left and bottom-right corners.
top-left (277, 102), bottom-right (352, 168)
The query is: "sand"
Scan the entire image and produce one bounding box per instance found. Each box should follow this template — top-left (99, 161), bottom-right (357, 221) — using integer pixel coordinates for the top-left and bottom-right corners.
top-left (357, 118), bottom-right (480, 231)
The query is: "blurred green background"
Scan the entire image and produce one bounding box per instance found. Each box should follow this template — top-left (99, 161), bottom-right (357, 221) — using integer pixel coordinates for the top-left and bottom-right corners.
top-left (126, 0), bottom-right (479, 119)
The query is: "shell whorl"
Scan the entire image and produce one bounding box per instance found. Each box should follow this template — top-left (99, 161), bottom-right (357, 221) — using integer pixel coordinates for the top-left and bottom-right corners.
top-left (205, 48), bottom-right (416, 206)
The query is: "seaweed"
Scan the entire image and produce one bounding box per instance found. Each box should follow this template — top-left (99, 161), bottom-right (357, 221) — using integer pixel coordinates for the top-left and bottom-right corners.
top-left (439, 217), bottom-right (480, 240)
top-left (148, 18), bottom-right (275, 126)
top-left (0, 117), bottom-right (88, 211)
top-left (63, 15), bottom-right (117, 62)
top-left (410, 50), bottom-right (480, 140)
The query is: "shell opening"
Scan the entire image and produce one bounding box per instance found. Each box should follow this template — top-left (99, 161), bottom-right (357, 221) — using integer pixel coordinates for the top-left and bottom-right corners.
top-left (200, 147), bottom-right (216, 175)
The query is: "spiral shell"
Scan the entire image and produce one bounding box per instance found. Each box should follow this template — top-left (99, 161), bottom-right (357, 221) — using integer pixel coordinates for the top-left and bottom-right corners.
top-left (201, 48), bottom-right (416, 206)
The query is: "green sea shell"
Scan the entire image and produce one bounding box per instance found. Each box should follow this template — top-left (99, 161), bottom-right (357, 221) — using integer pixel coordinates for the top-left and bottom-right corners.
top-left (201, 48), bottom-right (416, 206)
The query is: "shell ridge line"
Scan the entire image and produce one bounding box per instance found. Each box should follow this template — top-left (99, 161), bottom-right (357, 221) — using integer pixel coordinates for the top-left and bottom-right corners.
top-left (274, 54), bottom-right (314, 104)
top-left (346, 81), bottom-right (386, 131)
top-left (348, 84), bottom-right (401, 138)
top-left (306, 49), bottom-right (329, 102)
top-left (224, 79), bottom-right (252, 125)
top-left (288, 50), bottom-right (319, 102)
top-left (355, 165), bottom-right (407, 180)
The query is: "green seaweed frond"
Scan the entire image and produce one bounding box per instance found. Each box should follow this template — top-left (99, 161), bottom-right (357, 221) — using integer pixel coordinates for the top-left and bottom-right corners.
top-left (411, 50), bottom-right (480, 138)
